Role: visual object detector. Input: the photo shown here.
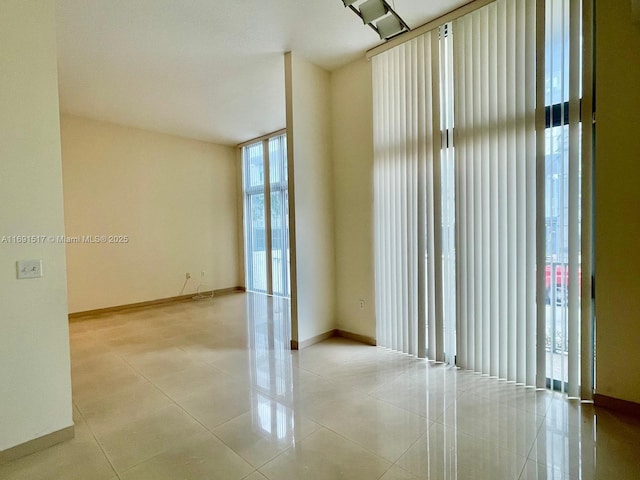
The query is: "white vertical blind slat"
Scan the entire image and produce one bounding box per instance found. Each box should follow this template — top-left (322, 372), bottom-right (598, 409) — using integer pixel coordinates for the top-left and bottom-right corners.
top-left (471, 16), bottom-right (482, 373)
top-left (488, 6), bottom-right (500, 379)
top-left (385, 50), bottom-right (393, 351)
top-left (408, 40), bottom-right (417, 356)
top-left (454, 21), bottom-right (466, 369)
top-left (505, 0), bottom-right (518, 383)
top-left (498, 2), bottom-right (510, 381)
top-left (567, 0), bottom-right (581, 398)
top-left (535, 0), bottom-right (548, 389)
top-left (515, 0), bottom-right (527, 385)
top-left (373, 52), bottom-right (384, 349)
top-left (399, 46), bottom-right (408, 354)
top-left (441, 24), bottom-right (457, 365)
top-left (425, 33), bottom-right (438, 361)
top-left (465, 17), bottom-right (476, 372)
top-left (525, 0), bottom-right (538, 387)
top-left (386, 49), bottom-right (394, 352)
top-left (417, 35), bottom-right (428, 359)
top-left (378, 52), bottom-right (387, 350)
top-left (431, 29), bottom-right (445, 363)
top-left (392, 47), bottom-right (400, 353)
top-left (547, 1), bottom-right (556, 387)
top-left (480, 5), bottom-right (491, 375)
top-left (558, 0), bottom-right (567, 393)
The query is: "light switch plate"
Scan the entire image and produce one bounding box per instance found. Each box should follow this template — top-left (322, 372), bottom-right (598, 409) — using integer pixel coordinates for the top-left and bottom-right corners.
top-left (16, 260), bottom-right (43, 279)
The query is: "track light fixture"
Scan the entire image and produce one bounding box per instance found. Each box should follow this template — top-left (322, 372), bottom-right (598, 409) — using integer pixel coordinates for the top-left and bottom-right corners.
top-left (341, 0), bottom-right (410, 40)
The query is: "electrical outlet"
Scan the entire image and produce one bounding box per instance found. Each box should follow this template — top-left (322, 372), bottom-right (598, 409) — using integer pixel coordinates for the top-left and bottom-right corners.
top-left (186, 272), bottom-right (191, 280)
top-left (17, 260), bottom-right (43, 279)
top-left (200, 271), bottom-right (205, 278)
top-left (359, 299), bottom-right (365, 309)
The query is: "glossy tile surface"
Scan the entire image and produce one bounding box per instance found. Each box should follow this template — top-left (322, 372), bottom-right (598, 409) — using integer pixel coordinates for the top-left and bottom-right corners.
top-left (1, 292), bottom-right (639, 479)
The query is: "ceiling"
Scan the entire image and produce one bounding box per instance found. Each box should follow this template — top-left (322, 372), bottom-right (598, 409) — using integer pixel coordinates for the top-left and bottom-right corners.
top-left (55, 0), bottom-right (470, 146)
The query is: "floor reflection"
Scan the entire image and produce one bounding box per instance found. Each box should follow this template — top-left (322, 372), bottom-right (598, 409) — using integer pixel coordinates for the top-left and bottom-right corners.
top-left (247, 293), bottom-right (296, 443)
top-left (244, 291), bottom-right (640, 479)
top-left (4, 293), bottom-right (638, 479)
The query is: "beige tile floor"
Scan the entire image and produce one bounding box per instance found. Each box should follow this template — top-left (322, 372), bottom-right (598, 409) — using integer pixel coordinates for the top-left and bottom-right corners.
top-left (2, 292), bottom-right (640, 479)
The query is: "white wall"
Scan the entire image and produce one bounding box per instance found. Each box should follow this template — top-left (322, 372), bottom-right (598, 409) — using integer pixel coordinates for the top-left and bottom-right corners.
top-left (0, 1), bottom-right (73, 452)
top-left (331, 58), bottom-right (376, 340)
top-left (594, 0), bottom-right (640, 404)
top-left (61, 115), bottom-right (240, 313)
top-left (285, 53), bottom-right (336, 344)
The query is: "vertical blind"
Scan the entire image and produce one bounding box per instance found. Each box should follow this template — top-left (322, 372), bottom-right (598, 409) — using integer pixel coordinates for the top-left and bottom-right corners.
top-left (372, 0), bottom-right (593, 397)
top-left (453, 0), bottom-right (540, 386)
top-left (244, 141), bottom-right (268, 294)
top-left (373, 30), bottom-right (444, 359)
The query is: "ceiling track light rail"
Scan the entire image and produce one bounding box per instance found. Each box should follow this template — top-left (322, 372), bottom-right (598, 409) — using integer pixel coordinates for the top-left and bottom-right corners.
top-left (342, 0), bottom-right (411, 40)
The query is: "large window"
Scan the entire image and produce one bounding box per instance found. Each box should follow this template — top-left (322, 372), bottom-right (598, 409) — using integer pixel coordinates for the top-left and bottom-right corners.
top-left (242, 133), bottom-right (290, 297)
top-left (373, 0), bottom-right (593, 397)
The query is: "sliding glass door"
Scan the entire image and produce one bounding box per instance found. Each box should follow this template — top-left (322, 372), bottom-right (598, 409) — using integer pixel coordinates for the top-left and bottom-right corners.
top-left (242, 132), bottom-right (290, 298)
